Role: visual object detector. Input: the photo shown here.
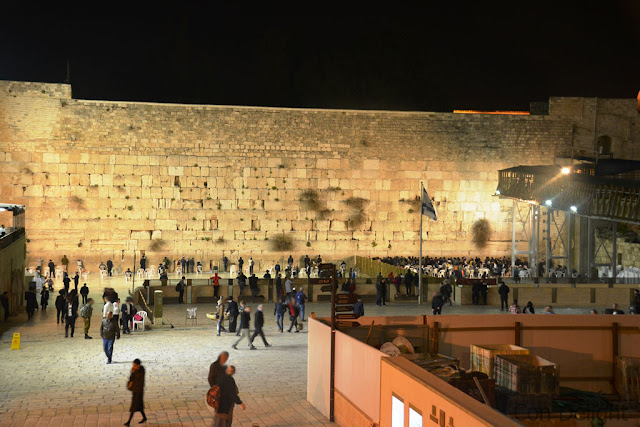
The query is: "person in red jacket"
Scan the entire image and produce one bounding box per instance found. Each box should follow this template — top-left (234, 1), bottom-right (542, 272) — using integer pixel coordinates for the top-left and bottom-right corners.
top-left (211, 272), bottom-right (221, 298)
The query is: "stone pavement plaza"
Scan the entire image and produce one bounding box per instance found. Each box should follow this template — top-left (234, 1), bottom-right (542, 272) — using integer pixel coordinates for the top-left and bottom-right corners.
top-left (0, 274), bottom-right (595, 426)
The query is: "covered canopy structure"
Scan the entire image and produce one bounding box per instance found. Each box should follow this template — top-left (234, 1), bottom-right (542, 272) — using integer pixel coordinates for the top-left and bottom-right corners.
top-left (495, 161), bottom-right (640, 283)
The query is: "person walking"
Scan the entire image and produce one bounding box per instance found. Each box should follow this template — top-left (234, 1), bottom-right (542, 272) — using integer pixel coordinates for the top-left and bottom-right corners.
top-left (55, 290), bottom-right (65, 323)
top-left (235, 301), bottom-right (246, 337)
top-left (73, 272), bottom-right (80, 293)
top-left (124, 358), bottom-right (147, 426)
top-left (106, 259), bottom-right (113, 276)
top-left (232, 306), bottom-right (255, 350)
top-left (250, 305), bottom-right (270, 348)
top-left (208, 351), bottom-right (229, 387)
top-left (40, 287), bottom-right (49, 311)
top-left (287, 299), bottom-right (300, 333)
top-left (216, 297), bottom-right (227, 336)
top-left (176, 276), bottom-right (186, 304)
top-left (62, 272), bottom-right (71, 295)
top-left (64, 295), bottom-right (78, 337)
top-left (227, 297), bottom-right (239, 333)
top-left (295, 287), bottom-right (307, 321)
top-left (214, 365), bottom-right (245, 427)
top-left (274, 297), bottom-right (287, 332)
top-left (113, 298), bottom-right (121, 325)
top-left (80, 298), bottom-right (94, 339)
top-left (498, 281), bottom-right (510, 311)
top-left (25, 288), bottom-right (38, 320)
top-left (100, 311), bottom-right (120, 364)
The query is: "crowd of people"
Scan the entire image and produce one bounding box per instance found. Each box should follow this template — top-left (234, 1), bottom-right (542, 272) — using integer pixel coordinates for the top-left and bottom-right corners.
top-left (375, 255), bottom-right (580, 281)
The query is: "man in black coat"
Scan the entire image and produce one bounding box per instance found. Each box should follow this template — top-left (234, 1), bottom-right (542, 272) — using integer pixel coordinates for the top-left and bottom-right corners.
top-left (62, 273), bottom-right (71, 295)
top-left (353, 297), bottom-right (364, 317)
top-left (404, 270), bottom-right (413, 296)
top-left (248, 274), bottom-right (259, 303)
top-left (275, 274), bottom-right (282, 298)
top-left (64, 295), bottom-right (78, 337)
top-left (80, 283), bottom-right (89, 304)
top-left (55, 290), bottom-right (66, 323)
top-left (227, 297), bottom-right (239, 332)
top-left (471, 282), bottom-right (480, 305)
top-left (250, 305), bottom-right (270, 348)
top-left (232, 306), bottom-right (254, 350)
top-left (106, 259), bottom-right (113, 276)
top-left (215, 366), bottom-right (245, 425)
top-left (481, 281), bottom-right (488, 305)
top-left (498, 281), bottom-right (510, 311)
top-left (73, 272), bottom-right (80, 293)
top-left (432, 292), bottom-right (444, 315)
top-left (48, 260), bottom-right (55, 278)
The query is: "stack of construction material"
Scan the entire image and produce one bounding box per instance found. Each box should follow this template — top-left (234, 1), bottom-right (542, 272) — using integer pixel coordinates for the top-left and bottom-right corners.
top-left (470, 344), bottom-right (530, 379)
top-left (494, 354), bottom-right (559, 395)
top-left (616, 356), bottom-right (640, 401)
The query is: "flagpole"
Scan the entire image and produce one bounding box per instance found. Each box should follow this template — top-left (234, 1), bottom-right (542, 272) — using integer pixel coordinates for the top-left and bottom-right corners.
top-left (418, 182), bottom-right (423, 305)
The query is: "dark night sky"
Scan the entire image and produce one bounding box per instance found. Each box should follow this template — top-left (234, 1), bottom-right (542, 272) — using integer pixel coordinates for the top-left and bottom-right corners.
top-left (1, 3), bottom-right (639, 112)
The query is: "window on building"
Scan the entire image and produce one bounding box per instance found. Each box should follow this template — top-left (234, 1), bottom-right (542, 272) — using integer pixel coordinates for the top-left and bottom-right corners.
top-left (392, 394), bottom-right (404, 427)
top-left (409, 406), bottom-right (422, 427)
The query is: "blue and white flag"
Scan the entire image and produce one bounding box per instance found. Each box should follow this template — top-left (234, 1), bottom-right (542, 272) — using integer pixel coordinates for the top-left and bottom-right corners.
top-left (421, 186), bottom-right (437, 221)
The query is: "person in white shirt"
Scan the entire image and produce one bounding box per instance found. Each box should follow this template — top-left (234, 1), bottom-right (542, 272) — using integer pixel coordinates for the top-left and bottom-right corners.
top-left (249, 257), bottom-right (254, 275)
top-left (103, 298), bottom-right (114, 318)
top-left (0, 224), bottom-right (6, 237)
top-left (112, 299), bottom-right (121, 324)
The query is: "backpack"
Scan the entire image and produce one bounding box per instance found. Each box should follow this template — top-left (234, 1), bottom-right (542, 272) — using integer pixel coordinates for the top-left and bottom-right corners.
top-left (79, 304), bottom-right (88, 318)
top-left (175, 281), bottom-right (181, 292)
top-left (206, 385), bottom-right (220, 409)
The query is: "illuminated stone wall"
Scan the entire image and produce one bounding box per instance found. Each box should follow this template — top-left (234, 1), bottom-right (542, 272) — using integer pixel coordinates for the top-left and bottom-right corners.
top-left (1, 80), bottom-right (637, 269)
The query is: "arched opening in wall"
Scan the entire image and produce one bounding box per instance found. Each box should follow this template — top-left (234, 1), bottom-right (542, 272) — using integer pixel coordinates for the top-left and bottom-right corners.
top-left (596, 135), bottom-right (612, 156)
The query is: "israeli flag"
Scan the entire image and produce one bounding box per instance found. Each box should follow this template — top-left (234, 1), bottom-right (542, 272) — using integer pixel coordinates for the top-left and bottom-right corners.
top-left (421, 186), bottom-right (437, 221)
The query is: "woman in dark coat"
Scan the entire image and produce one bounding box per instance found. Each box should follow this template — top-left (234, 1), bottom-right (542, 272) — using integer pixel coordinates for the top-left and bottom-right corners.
top-left (40, 288), bottom-right (49, 310)
top-left (124, 359), bottom-right (147, 426)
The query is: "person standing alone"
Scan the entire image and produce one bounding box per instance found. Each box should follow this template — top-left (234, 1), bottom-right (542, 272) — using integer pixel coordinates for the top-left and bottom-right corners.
top-left (100, 311), bottom-right (120, 364)
top-left (80, 283), bottom-right (89, 304)
top-left (81, 298), bottom-right (94, 339)
top-left (498, 281), bottom-right (510, 311)
top-left (176, 276), bottom-right (186, 304)
top-left (124, 358), bottom-right (147, 426)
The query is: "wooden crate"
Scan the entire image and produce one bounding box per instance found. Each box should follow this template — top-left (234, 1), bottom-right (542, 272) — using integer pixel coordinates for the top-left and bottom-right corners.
top-left (470, 344), bottom-right (530, 379)
top-left (494, 354), bottom-right (558, 395)
top-left (616, 356), bottom-right (640, 401)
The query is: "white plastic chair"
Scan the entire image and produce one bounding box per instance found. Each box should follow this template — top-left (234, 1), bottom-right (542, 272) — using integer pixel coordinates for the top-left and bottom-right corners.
top-left (196, 265), bottom-right (203, 275)
top-left (100, 270), bottom-right (107, 280)
top-left (186, 307), bottom-right (197, 325)
top-left (133, 311), bottom-right (148, 331)
top-left (176, 266), bottom-right (182, 276)
top-left (82, 270), bottom-right (89, 281)
top-left (136, 269), bottom-right (145, 279)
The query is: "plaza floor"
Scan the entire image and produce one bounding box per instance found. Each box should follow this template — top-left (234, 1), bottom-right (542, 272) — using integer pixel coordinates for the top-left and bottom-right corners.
top-left (1, 274), bottom-right (595, 427)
